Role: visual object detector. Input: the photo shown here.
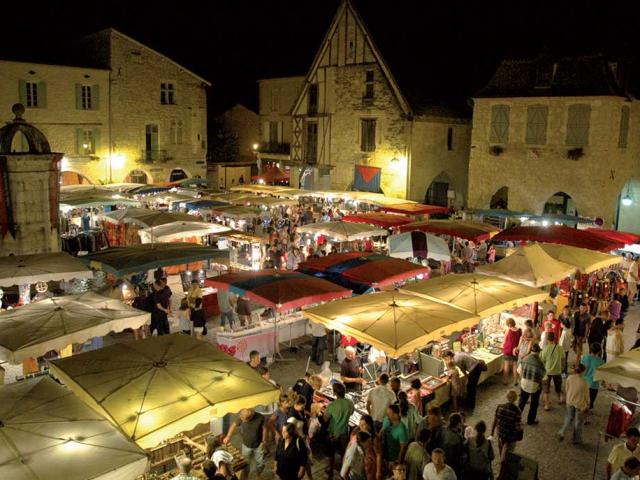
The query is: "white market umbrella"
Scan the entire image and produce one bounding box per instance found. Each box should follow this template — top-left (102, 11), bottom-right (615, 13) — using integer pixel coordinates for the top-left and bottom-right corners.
top-left (138, 221), bottom-right (231, 243)
top-left (388, 231), bottom-right (451, 262)
top-left (0, 252), bottom-right (92, 287)
top-left (0, 376), bottom-right (148, 480)
top-left (297, 221), bottom-right (388, 242)
top-left (0, 292), bottom-right (150, 364)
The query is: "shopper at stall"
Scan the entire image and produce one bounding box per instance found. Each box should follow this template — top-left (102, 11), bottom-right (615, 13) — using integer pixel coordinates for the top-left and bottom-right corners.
top-left (292, 372), bottom-right (315, 413)
top-left (348, 415), bottom-right (381, 480)
top-left (606, 427), bottom-right (640, 480)
top-left (367, 373), bottom-right (397, 428)
top-left (324, 382), bottom-right (355, 478)
top-left (606, 319), bottom-right (625, 362)
top-left (189, 297), bottom-right (206, 339)
top-left (273, 395), bottom-right (293, 442)
top-left (542, 311), bottom-right (561, 345)
top-left (341, 431), bottom-right (370, 480)
top-left (516, 327), bottom-right (534, 377)
top-left (274, 422), bottom-right (308, 480)
top-left (217, 289), bottom-right (235, 331)
top-left (589, 310), bottom-right (610, 355)
top-left (405, 429), bottom-right (430, 480)
top-left (465, 421), bottom-right (494, 480)
top-left (540, 332), bottom-right (564, 411)
top-left (502, 318), bottom-right (522, 386)
top-left (310, 321), bottom-right (328, 366)
top-left (439, 413), bottom-right (465, 479)
top-left (517, 343), bottom-right (545, 425)
top-left (151, 280), bottom-right (171, 335)
top-left (443, 355), bottom-right (464, 413)
top-left (443, 351), bottom-right (483, 411)
top-left (557, 363), bottom-right (589, 444)
top-left (222, 409), bottom-right (267, 478)
top-left (407, 378), bottom-right (425, 415)
top-left (572, 303), bottom-right (592, 363)
top-left (487, 244), bottom-right (496, 264)
top-left (236, 295), bottom-right (253, 328)
top-left (491, 390), bottom-right (522, 480)
top-left (341, 346), bottom-right (365, 392)
top-left (558, 305), bottom-right (573, 374)
top-left (390, 377), bottom-right (402, 401)
top-left (624, 254), bottom-right (639, 304)
top-left (176, 298), bottom-right (192, 335)
top-left (381, 404), bottom-right (409, 464)
top-left (186, 279), bottom-right (203, 309)
top-left (422, 448), bottom-right (457, 480)
top-left (398, 391), bottom-right (422, 441)
top-left (581, 342), bottom-right (605, 414)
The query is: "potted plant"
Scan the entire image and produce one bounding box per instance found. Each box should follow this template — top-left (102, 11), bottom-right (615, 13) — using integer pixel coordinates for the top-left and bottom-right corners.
top-left (567, 147), bottom-right (584, 160)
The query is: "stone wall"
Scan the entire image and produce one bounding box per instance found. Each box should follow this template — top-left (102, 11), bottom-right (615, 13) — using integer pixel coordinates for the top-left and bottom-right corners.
top-left (468, 96), bottom-right (640, 225)
top-left (221, 104), bottom-right (259, 162)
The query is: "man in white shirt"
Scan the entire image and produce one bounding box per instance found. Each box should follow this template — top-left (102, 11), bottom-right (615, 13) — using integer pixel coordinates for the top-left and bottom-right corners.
top-left (366, 373), bottom-right (396, 427)
top-left (607, 428), bottom-right (640, 479)
top-left (611, 457), bottom-right (640, 480)
top-left (422, 448), bottom-right (457, 480)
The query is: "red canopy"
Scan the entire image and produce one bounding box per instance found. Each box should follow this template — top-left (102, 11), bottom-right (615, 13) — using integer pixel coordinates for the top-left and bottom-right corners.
top-left (298, 252), bottom-right (430, 287)
top-left (399, 220), bottom-right (499, 242)
top-left (493, 226), bottom-right (625, 252)
top-left (585, 228), bottom-right (640, 246)
top-left (342, 212), bottom-right (413, 229)
top-left (378, 203), bottom-right (449, 216)
top-left (252, 166), bottom-right (289, 184)
top-left (205, 270), bottom-right (351, 312)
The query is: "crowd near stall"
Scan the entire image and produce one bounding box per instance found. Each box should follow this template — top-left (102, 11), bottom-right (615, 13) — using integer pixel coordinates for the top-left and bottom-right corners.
top-left (3, 178), bottom-right (640, 480)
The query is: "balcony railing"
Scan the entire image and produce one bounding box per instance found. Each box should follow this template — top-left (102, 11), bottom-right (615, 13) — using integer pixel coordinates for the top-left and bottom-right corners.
top-left (258, 142), bottom-right (290, 155)
top-left (140, 149), bottom-right (170, 163)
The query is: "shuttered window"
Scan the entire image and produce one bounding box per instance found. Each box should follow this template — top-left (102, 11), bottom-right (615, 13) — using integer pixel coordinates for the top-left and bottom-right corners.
top-left (566, 104), bottom-right (591, 147)
top-left (76, 129), bottom-right (97, 155)
top-left (619, 105), bottom-right (630, 148)
top-left (360, 119), bottom-right (376, 152)
top-left (76, 84), bottom-right (99, 110)
top-left (161, 83), bottom-right (175, 105)
top-left (489, 105), bottom-right (510, 143)
top-left (525, 105), bottom-right (548, 145)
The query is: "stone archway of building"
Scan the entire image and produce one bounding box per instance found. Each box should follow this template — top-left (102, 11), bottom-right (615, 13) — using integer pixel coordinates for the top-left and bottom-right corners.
top-left (125, 169), bottom-right (151, 185)
top-left (543, 191), bottom-right (578, 216)
top-left (616, 178), bottom-right (640, 234)
top-left (169, 168), bottom-right (190, 182)
top-left (61, 170), bottom-right (93, 186)
top-left (425, 171), bottom-right (452, 207)
top-left (489, 186), bottom-right (509, 209)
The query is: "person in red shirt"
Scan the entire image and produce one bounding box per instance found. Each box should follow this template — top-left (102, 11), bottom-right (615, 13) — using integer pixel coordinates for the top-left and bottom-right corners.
top-left (340, 334), bottom-right (359, 348)
top-left (542, 311), bottom-right (561, 344)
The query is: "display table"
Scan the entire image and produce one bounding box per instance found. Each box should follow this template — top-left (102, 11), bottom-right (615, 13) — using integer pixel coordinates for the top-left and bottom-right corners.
top-left (215, 313), bottom-right (308, 361)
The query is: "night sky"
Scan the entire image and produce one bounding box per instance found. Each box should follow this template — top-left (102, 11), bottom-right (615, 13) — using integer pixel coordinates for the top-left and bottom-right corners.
top-left (1, 0), bottom-right (638, 114)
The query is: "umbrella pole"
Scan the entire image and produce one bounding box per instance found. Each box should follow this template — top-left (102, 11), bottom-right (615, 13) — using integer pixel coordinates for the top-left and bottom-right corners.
top-left (272, 312), bottom-right (294, 363)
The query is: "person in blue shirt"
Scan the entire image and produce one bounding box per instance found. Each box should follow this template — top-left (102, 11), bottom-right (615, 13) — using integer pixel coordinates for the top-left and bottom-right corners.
top-left (581, 342), bottom-right (605, 423)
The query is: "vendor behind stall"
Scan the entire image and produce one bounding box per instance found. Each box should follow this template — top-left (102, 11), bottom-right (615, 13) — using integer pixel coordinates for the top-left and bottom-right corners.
top-left (341, 346), bottom-right (365, 392)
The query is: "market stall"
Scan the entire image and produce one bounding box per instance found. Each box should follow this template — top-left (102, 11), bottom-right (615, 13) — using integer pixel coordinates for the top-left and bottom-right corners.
top-left (138, 221), bottom-right (231, 244)
top-left (297, 220), bottom-right (388, 253)
top-left (378, 202), bottom-right (449, 216)
top-left (342, 212), bottom-right (413, 229)
top-left (387, 231), bottom-right (451, 263)
top-left (211, 231), bottom-right (263, 270)
top-left (0, 376), bottom-right (149, 480)
top-left (398, 219), bottom-right (500, 242)
top-left (492, 225), bottom-right (625, 252)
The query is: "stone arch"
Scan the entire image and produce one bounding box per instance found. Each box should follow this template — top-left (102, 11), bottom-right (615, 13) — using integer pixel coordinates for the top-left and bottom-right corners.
top-left (543, 191), bottom-right (578, 216)
top-left (168, 168), bottom-right (190, 182)
top-left (616, 178), bottom-right (640, 233)
top-left (425, 171), bottom-right (454, 207)
top-left (61, 170), bottom-right (94, 186)
top-left (489, 186), bottom-right (509, 209)
top-left (125, 169), bottom-right (152, 184)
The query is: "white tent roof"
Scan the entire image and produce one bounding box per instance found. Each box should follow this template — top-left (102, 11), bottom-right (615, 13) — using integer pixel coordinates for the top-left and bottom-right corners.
top-left (0, 252), bottom-right (92, 287)
top-left (0, 376), bottom-right (148, 480)
top-left (595, 348), bottom-right (640, 389)
top-left (138, 221), bottom-right (231, 243)
top-left (0, 292), bottom-right (150, 363)
top-left (297, 221), bottom-right (388, 241)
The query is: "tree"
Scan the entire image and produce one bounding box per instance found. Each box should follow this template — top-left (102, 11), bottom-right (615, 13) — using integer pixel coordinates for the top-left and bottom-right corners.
top-left (207, 118), bottom-right (238, 163)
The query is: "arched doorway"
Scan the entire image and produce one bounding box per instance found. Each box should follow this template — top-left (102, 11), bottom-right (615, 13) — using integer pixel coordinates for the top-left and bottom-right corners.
top-left (425, 172), bottom-right (452, 207)
top-left (490, 186), bottom-right (509, 209)
top-left (616, 179), bottom-right (640, 234)
top-left (543, 192), bottom-right (578, 216)
top-left (169, 168), bottom-right (189, 182)
top-left (61, 171), bottom-right (93, 186)
top-left (125, 169), bottom-right (150, 184)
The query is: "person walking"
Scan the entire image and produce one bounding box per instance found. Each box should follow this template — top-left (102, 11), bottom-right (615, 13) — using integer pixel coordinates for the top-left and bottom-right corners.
top-left (341, 431), bottom-right (370, 480)
top-left (274, 423), bottom-right (308, 480)
top-left (573, 303), bottom-right (591, 364)
top-left (491, 390), bottom-right (522, 480)
top-left (581, 342), bottom-right (605, 416)
top-left (517, 343), bottom-right (545, 425)
top-left (557, 364), bottom-right (589, 444)
top-left (222, 409), bottom-right (267, 479)
top-left (323, 382), bottom-right (355, 479)
top-left (422, 448), bottom-right (457, 480)
top-left (405, 429), bottom-right (430, 480)
top-left (540, 332), bottom-right (565, 411)
top-left (558, 305), bottom-right (573, 374)
top-left (190, 297), bottom-right (206, 340)
top-left (502, 318), bottom-right (522, 386)
top-left (606, 428), bottom-right (640, 479)
top-left (381, 404), bottom-right (409, 464)
top-left (309, 321), bottom-right (328, 366)
top-left (611, 457), bottom-right (640, 480)
top-left (606, 319), bottom-right (625, 362)
top-left (366, 373), bottom-right (396, 429)
top-left (465, 421), bottom-right (494, 480)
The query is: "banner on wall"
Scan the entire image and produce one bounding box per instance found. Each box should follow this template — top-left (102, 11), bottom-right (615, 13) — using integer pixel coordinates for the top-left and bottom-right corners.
top-left (353, 165), bottom-right (382, 193)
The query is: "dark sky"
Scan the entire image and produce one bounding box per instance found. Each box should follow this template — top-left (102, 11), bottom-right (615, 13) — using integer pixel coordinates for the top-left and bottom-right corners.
top-left (1, 0), bottom-right (638, 114)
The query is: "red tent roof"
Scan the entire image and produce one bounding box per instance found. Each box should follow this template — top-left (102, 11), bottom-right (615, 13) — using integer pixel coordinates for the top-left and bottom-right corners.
top-left (205, 270), bottom-right (351, 312)
top-left (585, 228), bottom-right (640, 245)
top-left (298, 252), bottom-right (430, 287)
top-left (399, 220), bottom-right (499, 242)
top-left (378, 203), bottom-right (449, 215)
top-left (493, 226), bottom-right (625, 252)
top-left (342, 212), bottom-right (413, 229)
top-left (252, 166), bottom-right (289, 183)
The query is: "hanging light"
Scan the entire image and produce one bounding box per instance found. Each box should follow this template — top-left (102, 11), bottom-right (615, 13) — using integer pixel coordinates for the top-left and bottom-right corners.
top-left (622, 195), bottom-right (633, 206)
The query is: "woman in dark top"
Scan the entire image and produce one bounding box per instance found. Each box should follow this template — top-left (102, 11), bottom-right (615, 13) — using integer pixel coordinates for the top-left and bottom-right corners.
top-left (190, 297), bottom-right (206, 340)
top-left (274, 422), bottom-right (308, 480)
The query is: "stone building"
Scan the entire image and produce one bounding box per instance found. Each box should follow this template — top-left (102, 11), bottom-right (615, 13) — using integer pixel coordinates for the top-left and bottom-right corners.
top-left (468, 54), bottom-right (640, 231)
top-left (259, 1), bottom-right (471, 204)
top-left (0, 28), bottom-right (210, 185)
top-left (218, 103), bottom-right (259, 163)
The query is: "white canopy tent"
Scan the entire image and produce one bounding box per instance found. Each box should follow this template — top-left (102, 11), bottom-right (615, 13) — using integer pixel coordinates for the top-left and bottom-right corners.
top-left (297, 221), bottom-right (388, 242)
top-left (138, 221), bottom-right (231, 243)
top-left (0, 376), bottom-right (148, 480)
top-left (0, 252), bottom-right (92, 287)
top-left (0, 292), bottom-right (150, 364)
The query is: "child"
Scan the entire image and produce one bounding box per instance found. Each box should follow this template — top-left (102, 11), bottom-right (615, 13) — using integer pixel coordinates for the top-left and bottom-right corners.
top-left (177, 298), bottom-right (191, 335)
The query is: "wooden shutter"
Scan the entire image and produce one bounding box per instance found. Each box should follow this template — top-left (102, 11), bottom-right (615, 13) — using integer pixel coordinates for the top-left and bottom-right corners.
top-left (18, 80), bottom-right (27, 106)
top-left (38, 81), bottom-right (47, 108)
top-left (76, 129), bottom-right (84, 154)
top-left (92, 85), bottom-right (100, 110)
top-left (489, 105), bottom-right (510, 143)
top-left (92, 129), bottom-right (100, 154)
top-left (525, 105), bottom-right (548, 145)
top-left (619, 106), bottom-right (630, 148)
top-left (566, 104), bottom-right (591, 146)
top-left (75, 84), bottom-right (82, 109)
top-left (361, 119), bottom-right (376, 152)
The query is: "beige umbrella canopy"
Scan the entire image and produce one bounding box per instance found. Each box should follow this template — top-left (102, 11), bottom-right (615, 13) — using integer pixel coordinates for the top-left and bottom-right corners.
top-left (0, 292), bottom-right (150, 364)
top-left (595, 348), bottom-right (640, 390)
top-left (400, 273), bottom-right (549, 317)
top-left (476, 244), bottom-right (576, 287)
top-left (0, 252), bottom-right (92, 287)
top-left (304, 291), bottom-right (479, 358)
top-left (297, 221), bottom-right (388, 242)
top-left (537, 243), bottom-right (622, 273)
top-left (0, 376), bottom-right (148, 480)
top-left (49, 334), bottom-right (281, 448)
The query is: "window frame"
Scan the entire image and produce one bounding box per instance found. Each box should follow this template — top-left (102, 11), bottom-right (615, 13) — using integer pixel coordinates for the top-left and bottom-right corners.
top-left (160, 82), bottom-right (176, 105)
top-left (525, 104), bottom-right (549, 145)
top-left (26, 82), bottom-right (38, 108)
top-left (364, 70), bottom-right (375, 99)
top-left (489, 104), bottom-right (510, 144)
top-left (81, 85), bottom-right (93, 110)
top-left (360, 118), bottom-right (377, 153)
top-left (81, 129), bottom-right (95, 155)
top-left (565, 103), bottom-right (591, 147)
